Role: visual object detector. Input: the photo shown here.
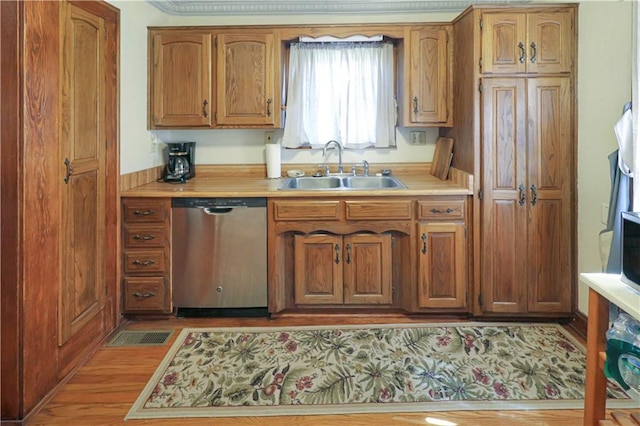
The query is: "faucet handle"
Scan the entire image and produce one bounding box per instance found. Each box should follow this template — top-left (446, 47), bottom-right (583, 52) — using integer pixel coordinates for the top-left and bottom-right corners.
top-left (317, 164), bottom-right (330, 176)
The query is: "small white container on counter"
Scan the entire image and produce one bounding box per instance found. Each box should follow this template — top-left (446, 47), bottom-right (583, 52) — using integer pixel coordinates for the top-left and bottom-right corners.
top-left (265, 143), bottom-right (281, 178)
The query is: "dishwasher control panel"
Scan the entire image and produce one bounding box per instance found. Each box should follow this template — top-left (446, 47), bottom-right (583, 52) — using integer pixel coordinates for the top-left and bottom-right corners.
top-left (172, 198), bottom-right (266, 209)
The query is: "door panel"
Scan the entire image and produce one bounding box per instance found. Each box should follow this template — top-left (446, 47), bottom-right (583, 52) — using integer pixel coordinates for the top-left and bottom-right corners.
top-left (294, 234), bottom-right (343, 304)
top-left (481, 78), bottom-right (528, 313)
top-left (481, 13), bottom-right (526, 74)
top-left (527, 12), bottom-right (572, 74)
top-left (527, 77), bottom-right (572, 313)
top-left (217, 33), bottom-right (275, 125)
top-left (343, 234), bottom-right (392, 305)
top-left (417, 223), bottom-right (466, 309)
top-left (151, 31), bottom-right (213, 127)
top-left (59, 3), bottom-right (106, 345)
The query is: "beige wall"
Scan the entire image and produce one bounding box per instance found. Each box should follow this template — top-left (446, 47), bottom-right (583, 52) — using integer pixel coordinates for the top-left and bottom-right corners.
top-left (577, 1), bottom-right (632, 313)
top-left (113, 1), bottom-right (634, 315)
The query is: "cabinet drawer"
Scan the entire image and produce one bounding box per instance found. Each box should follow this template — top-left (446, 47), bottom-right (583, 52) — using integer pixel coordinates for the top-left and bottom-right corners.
top-left (123, 199), bottom-right (167, 223)
top-left (345, 200), bottom-right (412, 220)
top-left (124, 225), bottom-right (166, 248)
top-left (418, 199), bottom-right (465, 220)
top-left (273, 200), bottom-right (341, 221)
top-left (123, 249), bottom-right (166, 274)
top-left (123, 277), bottom-right (169, 312)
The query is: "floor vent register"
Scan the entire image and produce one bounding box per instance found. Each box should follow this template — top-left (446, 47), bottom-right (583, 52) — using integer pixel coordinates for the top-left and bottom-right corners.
top-left (107, 330), bottom-right (174, 347)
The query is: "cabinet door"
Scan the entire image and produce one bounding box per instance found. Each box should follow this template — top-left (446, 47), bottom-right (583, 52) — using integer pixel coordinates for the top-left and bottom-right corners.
top-left (217, 32), bottom-right (276, 126)
top-left (59, 3), bottom-right (107, 345)
top-left (526, 77), bottom-right (572, 313)
top-left (526, 12), bottom-right (572, 74)
top-left (408, 27), bottom-right (451, 125)
top-left (343, 234), bottom-right (393, 305)
top-left (417, 223), bottom-right (466, 309)
top-left (481, 13), bottom-right (527, 74)
top-left (480, 78), bottom-right (528, 313)
top-left (294, 234), bottom-right (343, 304)
top-left (150, 31), bottom-right (213, 127)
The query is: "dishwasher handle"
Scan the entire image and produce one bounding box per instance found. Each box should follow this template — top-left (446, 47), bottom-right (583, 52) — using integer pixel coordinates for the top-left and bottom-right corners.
top-left (200, 206), bottom-right (243, 215)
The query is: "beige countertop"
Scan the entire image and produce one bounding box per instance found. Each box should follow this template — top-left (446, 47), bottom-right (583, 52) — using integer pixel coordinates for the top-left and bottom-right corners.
top-left (121, 163), bottom-right (473, 198)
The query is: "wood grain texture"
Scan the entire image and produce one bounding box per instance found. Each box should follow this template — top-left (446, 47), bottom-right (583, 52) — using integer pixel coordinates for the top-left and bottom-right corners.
top-left (430, 136), bottom-right (454, 180)
top-left (0, 0), bottom-right (23, 419)
top-left (119, 166), bottom-right (164, 191)
top-left (27, 317), bottom-right (639, 425)
top-left (343, 234), bottom-right (393, 305)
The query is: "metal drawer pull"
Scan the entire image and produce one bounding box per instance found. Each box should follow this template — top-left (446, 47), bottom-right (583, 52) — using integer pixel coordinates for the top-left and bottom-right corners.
top-left (266, 98), bottom-right (272, 117)
top-left (64, 158), bottom-right (73, 184)
top-left (421, 233), bottom-right (427, 254)
top-left (133, 209), bottom-right (155, 216)
top-left (335, 244), bottom-right (340, 264)
top-left (413, 96), bottom-right (419, 114)
top-left (530, 184), bottom-right (538, 206)
top-left (132, 259), bottom-right (155, 266)
top-left (518, 42), bottom-right (526, 63)
top-left (133, 234), bottom-right (155, 241)
top-left (518, 184), bottom-right (526, 206)
top-left (430, 207), bottom-right (454, 214)
top-left (346, 244), bottom-right (352, 264)
top-left (133, 291), bottom-right (156, 298)
top-left (530, 42), bottom-right (537, 63)
top-left (202, 99), bottom-right (208, 118)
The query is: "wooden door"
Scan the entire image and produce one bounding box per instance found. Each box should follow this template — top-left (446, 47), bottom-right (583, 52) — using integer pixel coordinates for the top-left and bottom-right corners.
top-left (343, 234), bottom-right (392, 305)
top-left (417, 222), bottom-right (466, 309)
top-left (526, 12), bottom-right (572, 74)
top-left (216, 32), bottom-right (276, 126)
top-left (481, 13), bottom-right (526, 74)
top-left (294, 234), bottom-right (343, 304)
top-left (526, 77), bottom-right (572, 313)
top-left (59, 3), bottom-right (107, 345)
top-left (150, 30), bottom-right (213, 127)
top-left (480, 78), bottom-right (528, 313)
top-left (408, 27), bottom-right (450, 125)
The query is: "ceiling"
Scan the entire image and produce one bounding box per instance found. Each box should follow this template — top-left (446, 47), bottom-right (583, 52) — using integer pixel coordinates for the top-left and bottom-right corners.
top-left (146, 0), bottom-right (528, 16)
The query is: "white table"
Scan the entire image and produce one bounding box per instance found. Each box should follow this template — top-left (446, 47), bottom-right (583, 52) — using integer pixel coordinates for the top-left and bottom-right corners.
top-left (580, 273), bottom-right (640, 425)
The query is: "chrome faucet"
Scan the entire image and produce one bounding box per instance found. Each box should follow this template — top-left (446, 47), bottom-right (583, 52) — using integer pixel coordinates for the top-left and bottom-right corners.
top-left (322, 140), bottom-right (344, 174)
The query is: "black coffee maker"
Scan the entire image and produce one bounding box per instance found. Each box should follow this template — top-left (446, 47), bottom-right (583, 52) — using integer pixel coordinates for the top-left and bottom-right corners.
top-left (164, 142), bottom-right (195, 183)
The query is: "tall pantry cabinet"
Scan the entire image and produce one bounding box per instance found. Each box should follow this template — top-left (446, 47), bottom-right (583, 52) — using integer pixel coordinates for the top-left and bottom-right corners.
top-left (1, 1), bottom-right (119, 420)
top-left (441, 5), bottom-right (577, 317)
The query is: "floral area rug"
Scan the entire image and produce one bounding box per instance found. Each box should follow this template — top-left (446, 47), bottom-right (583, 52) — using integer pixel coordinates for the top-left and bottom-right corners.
top-left (126, 322), bottom-right (634, 419)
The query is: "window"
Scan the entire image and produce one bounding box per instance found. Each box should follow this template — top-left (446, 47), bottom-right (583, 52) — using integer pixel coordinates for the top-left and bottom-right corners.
top-left (282, 40), bottom-right (396, 149)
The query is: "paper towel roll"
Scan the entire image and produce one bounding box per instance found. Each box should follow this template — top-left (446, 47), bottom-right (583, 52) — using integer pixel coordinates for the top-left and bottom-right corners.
top-left (265, 143), bottom-right (281, 178)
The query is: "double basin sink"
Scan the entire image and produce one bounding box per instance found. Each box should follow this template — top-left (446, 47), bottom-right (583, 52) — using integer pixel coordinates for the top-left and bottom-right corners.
top-left (279, 175), bottom-right (406, 190)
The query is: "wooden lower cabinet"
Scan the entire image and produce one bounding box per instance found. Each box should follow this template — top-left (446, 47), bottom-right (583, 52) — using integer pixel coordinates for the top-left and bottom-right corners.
top-left (294, 233), bottom-right (393, 306)
top-left (121, 198), bottom-right (172, 315)
top-left (417, 222), bottom-right (466, 308)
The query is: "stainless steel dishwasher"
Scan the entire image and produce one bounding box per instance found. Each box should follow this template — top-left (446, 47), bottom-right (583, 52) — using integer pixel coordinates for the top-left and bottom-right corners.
top-left (171, 198), bottom-right (267, 311)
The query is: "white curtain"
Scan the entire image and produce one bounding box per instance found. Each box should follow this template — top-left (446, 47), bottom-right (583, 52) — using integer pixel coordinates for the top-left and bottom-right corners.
top-left (282, 42), bottom-right (396, 149)
top-left (634, 2), bottom-right (640, 210)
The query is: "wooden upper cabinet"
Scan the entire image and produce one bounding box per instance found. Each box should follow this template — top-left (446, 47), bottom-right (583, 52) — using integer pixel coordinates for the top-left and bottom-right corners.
top-left (149, 30), bottom-right (213, 128)
top-left (216, 31), bottom-right (278, 126)
top-left (406, 26), bottom-right (452, 126)
top-left (481, 11), bottom-right (573, 74)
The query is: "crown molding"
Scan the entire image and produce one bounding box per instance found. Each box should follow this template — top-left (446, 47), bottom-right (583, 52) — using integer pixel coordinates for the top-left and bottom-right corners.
top-left (146, 0), bottom-right (527, 16)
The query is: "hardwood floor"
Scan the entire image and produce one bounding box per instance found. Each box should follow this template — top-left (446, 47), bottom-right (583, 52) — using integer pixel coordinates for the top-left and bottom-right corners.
top-left (28, 316), bottom-right (638, 425)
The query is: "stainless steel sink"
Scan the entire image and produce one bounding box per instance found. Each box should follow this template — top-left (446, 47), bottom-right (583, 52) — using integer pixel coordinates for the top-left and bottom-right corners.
top-left (279, 175), bottom-right (406, 190)
top-left (342, 176), bottom-right (405, 189)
